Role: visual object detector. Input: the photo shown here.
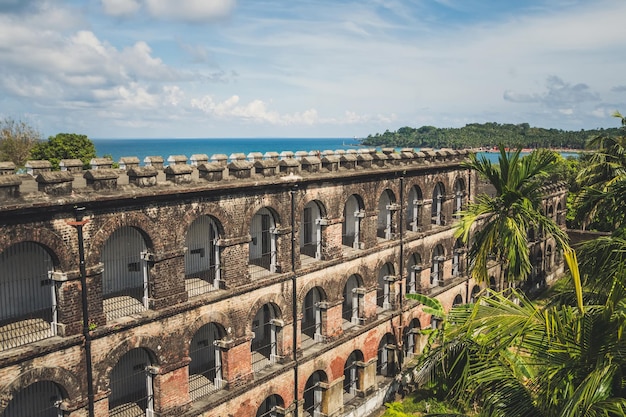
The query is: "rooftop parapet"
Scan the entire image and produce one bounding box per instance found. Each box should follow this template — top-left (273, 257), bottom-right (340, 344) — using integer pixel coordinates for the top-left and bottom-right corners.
top-left (0, 147), bottom-right (472, 206)
top-left (36, 171), bottom-right (74, 196)
top-left (59, 159), bottom-right (83, 173)
top-left (84, 169), bottom-right (119, 190)
top-left (0, 161), bottom-right (16, 175)
top-left (25, 160), bottom-right (52, 176)
top-left (167, 155), bottom-right (188, 166)
top-left (190, 154), bottom-right (209, 166)
top-left (119, 156), bottom-right (140, 171)
top-left (164, 164), bottom-right (193, 184)
top-left (198, 162), bottom-right (224, 182)
top-left (144, 156), bottom-right (164, 169)
top-left (211, 154), bottom-right (228, 167)
top-left (128, 166), bottom-right (158, 187)
top-left (90, 158), bottom-right (113, 170)
top-left (0, 175), bottom-right (21, 199)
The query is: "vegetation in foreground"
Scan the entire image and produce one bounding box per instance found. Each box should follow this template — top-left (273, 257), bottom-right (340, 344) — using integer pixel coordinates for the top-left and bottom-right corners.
top-left (386, 113), bottom-right (626, 416)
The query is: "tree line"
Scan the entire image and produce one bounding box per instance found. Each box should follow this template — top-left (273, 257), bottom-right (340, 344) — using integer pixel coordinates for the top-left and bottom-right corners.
top-left (362, 122), bottom-right (622, 149)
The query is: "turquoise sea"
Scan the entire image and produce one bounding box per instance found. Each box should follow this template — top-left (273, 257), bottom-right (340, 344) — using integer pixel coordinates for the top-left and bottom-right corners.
top-left (91, 138), bottom-right (579, 166)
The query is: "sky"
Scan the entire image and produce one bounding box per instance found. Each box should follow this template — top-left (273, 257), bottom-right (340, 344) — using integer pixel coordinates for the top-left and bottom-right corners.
top-left (0, 0), bottom-right (625, 139)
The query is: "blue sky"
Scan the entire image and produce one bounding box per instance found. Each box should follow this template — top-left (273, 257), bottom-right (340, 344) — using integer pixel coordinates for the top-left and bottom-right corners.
top-left (0, 0), bottom-right (625, 138)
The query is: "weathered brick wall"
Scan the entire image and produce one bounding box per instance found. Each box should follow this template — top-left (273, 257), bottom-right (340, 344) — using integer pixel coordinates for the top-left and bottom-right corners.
top-left (0, 155), bottom-right (566, 417)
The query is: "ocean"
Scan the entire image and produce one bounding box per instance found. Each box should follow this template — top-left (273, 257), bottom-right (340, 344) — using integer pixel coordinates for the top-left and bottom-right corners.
top-left (91, 138), bottom-right (580, 166)
top-left (92, 138), bottom-right (363, 165)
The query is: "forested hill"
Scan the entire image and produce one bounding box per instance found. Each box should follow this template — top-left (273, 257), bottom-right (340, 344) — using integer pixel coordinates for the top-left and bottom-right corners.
top-left (361, 122), bottom-right (621, 149)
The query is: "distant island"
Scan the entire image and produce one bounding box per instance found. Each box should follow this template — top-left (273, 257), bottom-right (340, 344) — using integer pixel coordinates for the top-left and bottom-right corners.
top-left (361, 122), bottom-right (622, 149)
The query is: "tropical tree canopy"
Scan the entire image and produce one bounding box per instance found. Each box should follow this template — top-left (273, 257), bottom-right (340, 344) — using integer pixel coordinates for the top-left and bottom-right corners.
top-left (573, 111), bottom-right (626, 231)
top-left (455, 146), bottom-right (569, 284)
top-left (30, 133), bottom-right (97, 170)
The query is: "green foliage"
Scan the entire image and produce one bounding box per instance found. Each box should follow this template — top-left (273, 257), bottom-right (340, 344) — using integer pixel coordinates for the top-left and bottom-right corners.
top-left (455, 147), bottom-right (569, 284)
top-left (0, 117), bottom-right (42, 167)
top-left (383, 394), bottom-right (469, 416)
top-left (362, 122), bottom-right (620, 150)
top-left (30, 133), bottom-right (97, 170)
top-left (571, 112), bottom-right (626, 231)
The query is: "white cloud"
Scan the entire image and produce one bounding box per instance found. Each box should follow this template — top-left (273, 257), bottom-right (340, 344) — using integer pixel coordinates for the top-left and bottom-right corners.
top-left (191, 95), bottom-right (319, 125)
top-left (101, 0), bottom-right (141, 17)
top-left (144, 0), bottom-right (236, 22)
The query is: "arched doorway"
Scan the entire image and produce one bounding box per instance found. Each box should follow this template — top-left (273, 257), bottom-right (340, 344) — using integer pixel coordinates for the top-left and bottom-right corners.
top-left (185, 215), bottom-right (222, 296)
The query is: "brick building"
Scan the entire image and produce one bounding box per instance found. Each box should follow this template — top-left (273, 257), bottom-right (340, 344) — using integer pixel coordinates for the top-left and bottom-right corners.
top-left (0, 148), bottom-right (567, 417)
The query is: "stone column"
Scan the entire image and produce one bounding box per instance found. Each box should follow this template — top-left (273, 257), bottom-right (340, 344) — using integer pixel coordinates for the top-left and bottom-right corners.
top-left (323, 377), bottom-right (345, 417)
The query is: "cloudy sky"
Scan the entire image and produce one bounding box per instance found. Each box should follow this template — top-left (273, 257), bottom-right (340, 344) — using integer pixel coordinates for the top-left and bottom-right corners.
top-left (1, 0), bottom-right (625, 138)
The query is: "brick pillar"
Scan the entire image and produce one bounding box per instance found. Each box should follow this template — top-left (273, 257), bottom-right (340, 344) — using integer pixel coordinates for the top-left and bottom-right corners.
top-left (363, 286), bottom-right (377, 324)
top-left (218, 235), bottom-right (251, 288)
top-left (85, 263), bottom-right (106, 327)
top-left (360, 212), bottom-right (377, 249)
top-left (53, 272), bottom-right (82, 337)
top-left (323, 377), bottom-right (345, 417)
top-left (275, 226), bottom-right (293, 273)
top-left (153, 360), bottom-right (191, 414)
top-left (221, 337), bottom-right (253, 388)
top-left (320, 219), bottom-right (342, 261)
top-left (322, 301), bottom-right (343, 341)
top-left (148, 246), bottom-right (187, 309)
top-left (360, 358), bottom-right (378, 396)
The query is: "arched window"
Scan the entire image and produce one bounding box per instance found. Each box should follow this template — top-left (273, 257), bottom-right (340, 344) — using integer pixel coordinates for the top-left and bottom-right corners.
top-left (250, 207), bottom-right (278, 276)
top-left (109, 348), bottom-right (155, 417)
top-left (377, 189), bottom-right (397, 240)
top-left (302, 287), bottom-right (325, 345)
top-left (3, 381), bottom-right (65, 417)
top-left (557, 202), bottom-right (564, 225)
top-left (403, 318), bottom-right (421, 359)
top-left (453, 294), bottom-right (463, 306)
top-left (185, 215), bottom-right (222, 296)
top-left (431, 182), bottom-right (445, 226)
top-left (377, 263), bottom-right (395, 310)
top-left (343, 350), bottom-right (364, 403)
top-left (0, 242), bottom-right (58, 350)
top-left (251, 304), bottom-right (281, 372)
top-left (452, 239), bottom-right (465, 278)
top-left (407, 185), bottom-right (424, 232)
top-left (102, 227), bottom-right (150, 321)
top-left (342, 275), bottom-right (364, 327)
top-left (377, 333), bottom-right (397, 377)
top-left (470, 285), bottom-right (481, 303)
top-left (342, 195), bottom-right (365, 250)
top-left (301, 201), bottom-right (325, 261)
top-left (546, 245), bottom-right (553, 272)
top-left (406, 253), bottom-right (422, 294)
top-left (304, 371), bottom-right (327, 417)
top-left (189, 323), bottom-right (226, 401)
top-left (256, 394), bottom-right (285, 417)
top-left (489, 276), bottom-right (497, 291)
top-left (453, 178), bottom-right (466, 218)
top-left (431, 245), bottom-right (445, 287)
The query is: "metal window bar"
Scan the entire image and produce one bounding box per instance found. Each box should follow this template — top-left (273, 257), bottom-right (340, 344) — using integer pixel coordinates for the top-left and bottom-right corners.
top-left (251, 312), bottom-right (278, 372)
top-left (0, 242), bottom-right (56, 351)
top-left (189, 324), bottom-right (224, 401)
top-left (109, 349), bottom-right (154, 417)
top-left (102, 228), bottom-right (148, 322)
top-left (342, 208), bottom-right (364, 249)
top-left (376, 281), bottom-right (390, 309)
top-left (250, 213), bottom-right (278, 278)
top-left (2, 381), bottom-right (63, 417)
top-left (185, 218), bottom-right (222, 296)
top-left (343, 358), bottom-right (359, 397)
top-left (302, 299), bottom-right (322, 342)
top-left (303, 381), bottom-right (324, 417)
top-left (256, 396), bottom-right (285, 417)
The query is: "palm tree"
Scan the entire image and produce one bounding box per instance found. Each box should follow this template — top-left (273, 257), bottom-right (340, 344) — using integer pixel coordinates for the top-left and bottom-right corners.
top-left (574, 111), bottom-right (626, 230)
top-left (455, 147), bottom-right (568, 286)
top-left (401, 249), bottom-right (626, 417)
